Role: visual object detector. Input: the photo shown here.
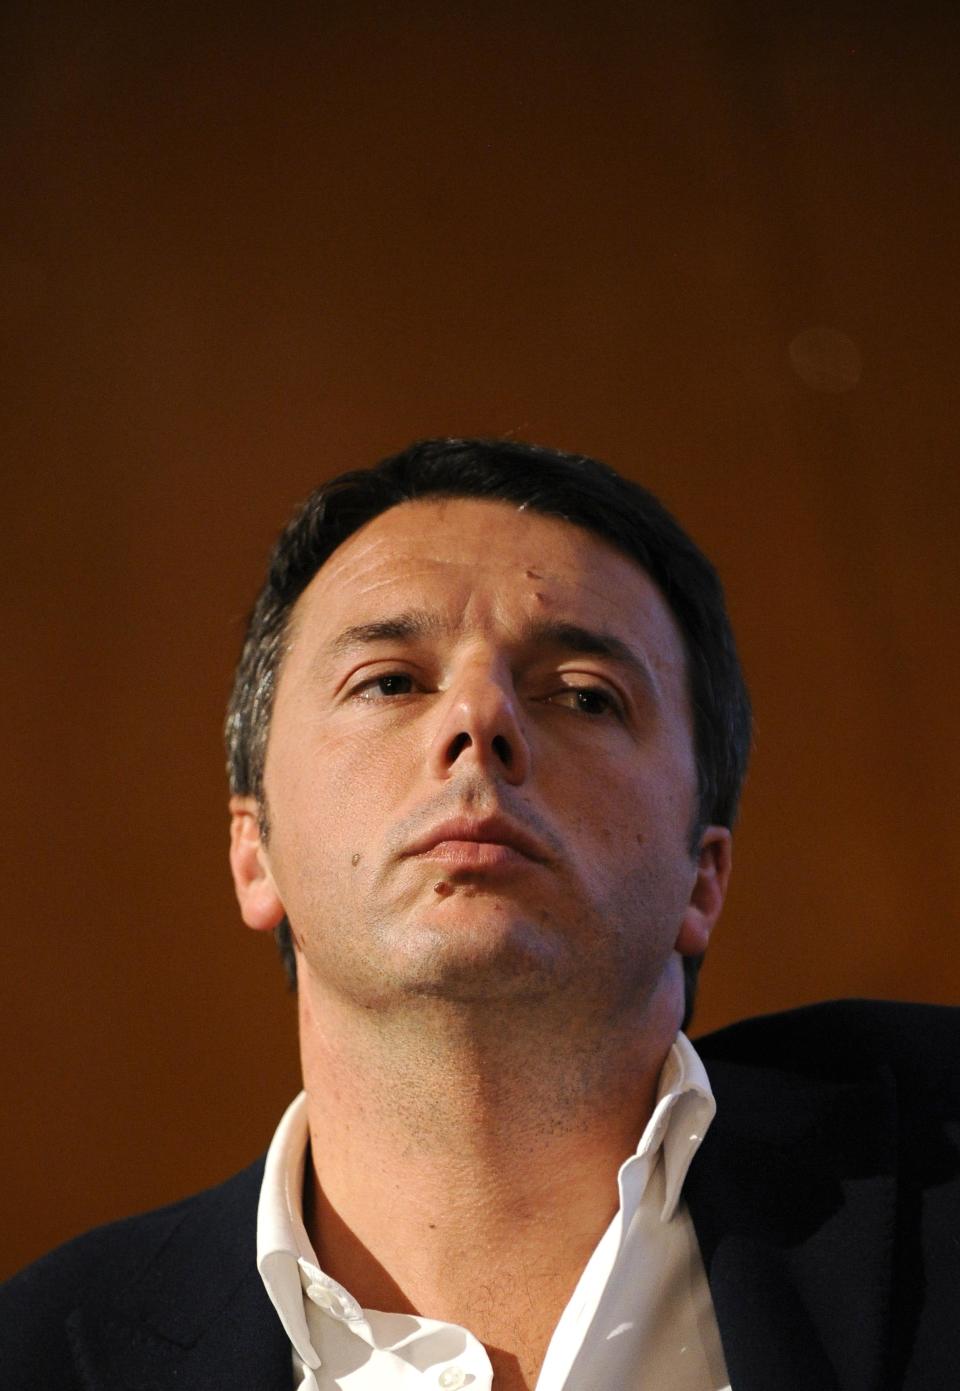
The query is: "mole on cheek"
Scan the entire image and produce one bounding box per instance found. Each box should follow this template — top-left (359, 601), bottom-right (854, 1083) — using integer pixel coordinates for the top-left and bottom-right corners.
top-left (351, 853), bottom-right (361, 866)
top-left (433, 881), bottom-right (454, 897)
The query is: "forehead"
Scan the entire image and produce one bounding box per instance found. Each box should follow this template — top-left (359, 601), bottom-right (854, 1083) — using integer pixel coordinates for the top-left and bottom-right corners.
top-left (288, 497), bottom-right (690, 685)
top-left (298, 497), bottom-right (667, 619)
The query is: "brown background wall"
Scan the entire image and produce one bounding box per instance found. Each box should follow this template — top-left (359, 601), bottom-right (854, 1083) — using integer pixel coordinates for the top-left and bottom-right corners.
top-left (2, 0), bottom-right (958, 1279)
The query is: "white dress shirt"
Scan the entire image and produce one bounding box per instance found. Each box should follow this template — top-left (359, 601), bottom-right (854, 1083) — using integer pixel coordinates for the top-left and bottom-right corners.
top-left (257, 1033), bottom-right (731, 1390)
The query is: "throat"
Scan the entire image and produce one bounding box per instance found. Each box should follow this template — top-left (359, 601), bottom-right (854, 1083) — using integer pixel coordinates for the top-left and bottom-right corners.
top-left (305, 1143), bottom-right (619, 1391)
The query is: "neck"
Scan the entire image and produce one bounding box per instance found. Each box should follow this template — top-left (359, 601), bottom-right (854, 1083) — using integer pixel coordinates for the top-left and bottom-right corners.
top-left (296, 968), bottom-right (680, 1354)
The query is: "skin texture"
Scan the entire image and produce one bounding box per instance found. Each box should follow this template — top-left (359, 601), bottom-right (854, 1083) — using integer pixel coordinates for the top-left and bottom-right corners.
top-left (230, 497), bottom-right (731, 1390)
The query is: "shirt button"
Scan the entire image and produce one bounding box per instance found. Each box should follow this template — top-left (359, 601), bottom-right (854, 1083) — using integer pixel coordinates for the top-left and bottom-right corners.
top-left (306, 1283), bottom-right (342, 1315)
top-left (438, 1368), bottom-right (467, 1389)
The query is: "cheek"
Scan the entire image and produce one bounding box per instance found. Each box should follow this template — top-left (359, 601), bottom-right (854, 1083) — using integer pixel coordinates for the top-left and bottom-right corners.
top-left (269, 721), bottom-right (419, 844)
top-left (576, 764), bottom-right (694, 859)
top-left (324, 721), bottom-right (423, 793)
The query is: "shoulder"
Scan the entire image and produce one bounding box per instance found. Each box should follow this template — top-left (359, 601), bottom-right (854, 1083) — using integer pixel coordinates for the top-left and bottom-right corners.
top-left (689, 1002), bottom-right (960, 1384)
top-left (0, 1157), bottom-right (266, 1387)
top-left (694, 998), bottom-right (960, 1140)
top-left (695, 997), bottom-right (960, 1083)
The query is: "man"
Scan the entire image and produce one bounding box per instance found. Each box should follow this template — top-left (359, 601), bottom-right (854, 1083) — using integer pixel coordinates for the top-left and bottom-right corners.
top-left (4, 438), bottom-right (958, 1389)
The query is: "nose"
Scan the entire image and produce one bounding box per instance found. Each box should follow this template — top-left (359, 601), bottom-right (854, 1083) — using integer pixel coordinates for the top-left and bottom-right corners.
top-left (428, 658), bottom-right (531, 786)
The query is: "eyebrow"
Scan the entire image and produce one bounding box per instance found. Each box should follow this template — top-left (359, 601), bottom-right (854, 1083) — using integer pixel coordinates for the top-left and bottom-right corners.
top-left (324, 608), bottom-right (659, 695)
top-left (530, 620), bottom-right (659, 693)
top-left (327, 609), bottom-right (449, 656)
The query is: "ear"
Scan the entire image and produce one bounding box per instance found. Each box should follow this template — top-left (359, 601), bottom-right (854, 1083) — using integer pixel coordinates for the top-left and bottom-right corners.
top-left (675, 826), bottom-right (732, 957)
top-left (229, 795), bottom-right (286, 932)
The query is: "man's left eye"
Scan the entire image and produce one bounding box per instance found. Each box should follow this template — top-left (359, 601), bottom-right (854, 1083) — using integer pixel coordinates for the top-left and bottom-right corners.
top-left (551, 686), bottom-right (621, 717)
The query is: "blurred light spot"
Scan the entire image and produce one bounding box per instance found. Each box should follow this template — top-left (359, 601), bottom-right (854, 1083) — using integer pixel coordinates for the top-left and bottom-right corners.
top-left (788, 327), bottom-right (862, 392)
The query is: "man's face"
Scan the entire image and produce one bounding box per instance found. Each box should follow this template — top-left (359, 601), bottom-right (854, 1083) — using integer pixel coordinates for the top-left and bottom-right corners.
top-left (232, 497), bottom-right (728, 1022)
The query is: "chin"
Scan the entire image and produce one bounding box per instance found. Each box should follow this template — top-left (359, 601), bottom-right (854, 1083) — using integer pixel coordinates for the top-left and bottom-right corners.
top-left (386, 906), bottom-right (574, 1002)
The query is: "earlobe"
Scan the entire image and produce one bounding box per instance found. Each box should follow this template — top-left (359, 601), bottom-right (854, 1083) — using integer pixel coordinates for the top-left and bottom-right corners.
top-left (675, 826), bottom-right (732, 958)
top-left (228, 795), bottom-right (286, 932)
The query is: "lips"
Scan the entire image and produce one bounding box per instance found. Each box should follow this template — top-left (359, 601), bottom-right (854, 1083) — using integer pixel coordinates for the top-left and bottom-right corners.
top-left (402, 815), bottom-right (550, 865)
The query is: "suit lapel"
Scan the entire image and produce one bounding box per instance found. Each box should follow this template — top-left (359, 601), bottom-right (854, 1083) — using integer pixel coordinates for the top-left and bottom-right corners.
top-left (685, 1057), bottom-right (898, 1391)
top-left (66, 1159), bottom-right (291, 1391)
top-left (68, 1266), bottom-right (290, 1391)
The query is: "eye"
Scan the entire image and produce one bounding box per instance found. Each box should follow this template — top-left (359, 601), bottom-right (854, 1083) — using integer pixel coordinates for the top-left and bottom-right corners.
top-left (549, 685), bottom-right (623, 718)
top-left (351, 672), bottom-right (417, 700)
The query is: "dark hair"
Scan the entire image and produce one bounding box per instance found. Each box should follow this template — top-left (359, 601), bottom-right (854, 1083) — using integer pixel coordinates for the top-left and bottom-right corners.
top-left (226, 438), bottom-right (751, 1028)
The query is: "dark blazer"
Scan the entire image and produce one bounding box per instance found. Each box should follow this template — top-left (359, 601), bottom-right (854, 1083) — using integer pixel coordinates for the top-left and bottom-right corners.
top-left (4, 1000), bottom-right (959, 1390)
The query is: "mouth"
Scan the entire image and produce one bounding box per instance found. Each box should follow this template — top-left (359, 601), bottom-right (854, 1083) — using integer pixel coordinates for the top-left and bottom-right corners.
top-left (402, 815), bottom-right (550, 867)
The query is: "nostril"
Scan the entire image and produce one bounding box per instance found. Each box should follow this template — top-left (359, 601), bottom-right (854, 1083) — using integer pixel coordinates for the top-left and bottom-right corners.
top-left (446, 732), bottom-right (471, 762)
top-left (444, 731), bottom-right (514, 768)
